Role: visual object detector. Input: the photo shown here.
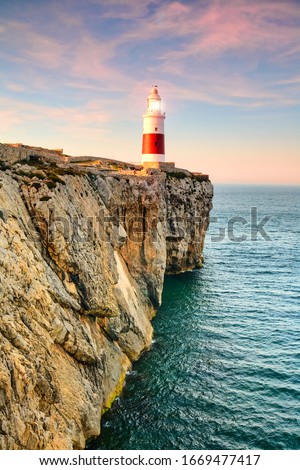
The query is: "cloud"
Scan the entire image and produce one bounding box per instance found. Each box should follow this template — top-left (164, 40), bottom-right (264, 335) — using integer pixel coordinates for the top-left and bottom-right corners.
top-left (67, 35), bottom-right (129, 86)
top-left (1, 0), bottom-right (300, 111)
top-left (154, 1), bottom-right (300, 60)
top-left (0, 94), bottom-right (111, 136)
top-left (277, 76), bottom-right (300, 85)
top-left (0, 108), bottom-right (24, 133)
top-left (0, 15), bottom-right (132, 92)
top-left (88, 0), bottom-right (162, 20)
top-left (5, 83), bottom-right (26, 93)
top-left (0, 20), bottom-right (67, 69)
top-left (147, 1), bottom-right (300, 106)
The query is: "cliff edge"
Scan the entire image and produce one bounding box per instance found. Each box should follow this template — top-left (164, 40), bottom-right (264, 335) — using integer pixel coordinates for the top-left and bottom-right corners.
top-left (0, 144), bottom-right (213, 449)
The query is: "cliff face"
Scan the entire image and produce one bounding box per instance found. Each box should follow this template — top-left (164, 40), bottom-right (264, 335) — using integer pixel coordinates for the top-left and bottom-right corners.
top-left (0, 146), bottom-right (213, 449)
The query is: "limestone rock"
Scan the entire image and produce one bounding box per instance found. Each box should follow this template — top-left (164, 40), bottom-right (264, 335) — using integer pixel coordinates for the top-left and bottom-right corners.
top-left (0, 145), bottom-right (213, 449)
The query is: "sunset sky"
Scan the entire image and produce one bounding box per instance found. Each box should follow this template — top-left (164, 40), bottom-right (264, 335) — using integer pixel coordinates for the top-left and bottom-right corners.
top-left (1, 0), bottom-right (299, 184)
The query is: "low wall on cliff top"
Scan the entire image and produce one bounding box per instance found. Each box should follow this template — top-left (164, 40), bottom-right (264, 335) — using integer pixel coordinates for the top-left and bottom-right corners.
top-left (0, 145), bottom-right (213, 449)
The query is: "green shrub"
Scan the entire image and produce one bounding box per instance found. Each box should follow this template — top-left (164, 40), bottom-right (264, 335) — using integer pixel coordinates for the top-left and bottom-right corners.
top-left (0, 160), bottom-right (8, 171)
top-left (193, 174), bottom-right (209, 182)
top-left (167, 171), bottom-right (187, 179)
top-left (14, 169), bottom-right (28, 177)
top-left (32, 172), bottom-right (46, 180)
top-left (31, 182), bottom-right (41, 189)
top-left (48, 173), bottom-right (66, 185)
top-left (46, 181), bottom-right (56, 190)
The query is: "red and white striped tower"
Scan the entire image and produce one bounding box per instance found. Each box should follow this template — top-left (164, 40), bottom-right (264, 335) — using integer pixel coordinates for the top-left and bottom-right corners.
top-left (142, 85), bottom-right (165, 164)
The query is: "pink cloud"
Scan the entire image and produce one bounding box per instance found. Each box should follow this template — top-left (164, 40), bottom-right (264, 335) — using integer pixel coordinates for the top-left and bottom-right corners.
top-left (90, 0), bottom-right (162, 20)
top-left (0, 17), bottom-right (133, 91)
top-left (0, 95), bottom-right (111, 133)
top-left (158, 1), bottom-right (300, 60)
top-left (0, 108), bottom-right (24, 133)
top-left (5, 83), bottom-right (26, 92)
top-left (277, 76), bottom-right (300, 85)
top-left (0, 21), bottom-right (67, 68)
top-left (68, 35), bottom-right (125, 84)
top-left (1, 0), bottom-right (299, 110)
top-left (104, 0), bottom-right (299, 60)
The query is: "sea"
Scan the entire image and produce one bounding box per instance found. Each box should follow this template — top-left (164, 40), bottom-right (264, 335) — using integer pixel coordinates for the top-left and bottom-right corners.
top-left (88, 184), bottom-right (300, 450)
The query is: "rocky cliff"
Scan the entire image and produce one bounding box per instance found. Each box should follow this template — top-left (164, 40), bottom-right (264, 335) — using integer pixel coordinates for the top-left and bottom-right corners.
top-left (0, 144), bottom-right (213, 449)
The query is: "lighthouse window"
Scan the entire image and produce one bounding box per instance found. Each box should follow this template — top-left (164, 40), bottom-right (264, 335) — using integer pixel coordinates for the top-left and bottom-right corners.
top-left (154, 141), bottom-right (158, 146)
top-left (155, 127), bottom-right (158, 131)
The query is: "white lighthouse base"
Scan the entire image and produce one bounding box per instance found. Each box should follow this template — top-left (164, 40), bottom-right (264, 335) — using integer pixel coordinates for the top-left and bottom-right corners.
top-left (142, 154), bottom-right (165, 164)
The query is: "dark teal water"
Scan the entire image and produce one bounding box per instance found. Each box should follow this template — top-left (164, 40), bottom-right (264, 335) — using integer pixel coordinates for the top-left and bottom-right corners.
top-left (89, 185), bottom-right (300, 450)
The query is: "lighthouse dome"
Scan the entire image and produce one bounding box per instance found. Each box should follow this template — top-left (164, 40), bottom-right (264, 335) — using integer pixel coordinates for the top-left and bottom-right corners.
top-left (148, 85), bottom-right (161, 100)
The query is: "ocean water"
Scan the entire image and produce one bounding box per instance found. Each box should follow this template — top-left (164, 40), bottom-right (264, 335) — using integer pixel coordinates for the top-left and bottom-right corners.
top-left (89, 185), bottom-right (300, 450)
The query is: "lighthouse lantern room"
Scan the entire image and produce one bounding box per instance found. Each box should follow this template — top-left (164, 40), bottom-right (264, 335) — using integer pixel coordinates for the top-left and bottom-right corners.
top-left (142, 85), bottom-right (165, 164)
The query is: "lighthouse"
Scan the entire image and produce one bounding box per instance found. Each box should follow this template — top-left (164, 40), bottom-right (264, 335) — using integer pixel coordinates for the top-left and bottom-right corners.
top-left (142, 85), bottom-right (165, 164)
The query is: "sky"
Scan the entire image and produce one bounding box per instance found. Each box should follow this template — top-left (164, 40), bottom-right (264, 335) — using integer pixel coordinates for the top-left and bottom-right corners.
top-left (0, 0), bottom-right (299, 184)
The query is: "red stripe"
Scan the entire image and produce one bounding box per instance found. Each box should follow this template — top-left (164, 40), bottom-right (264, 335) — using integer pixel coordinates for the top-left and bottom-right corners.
top-left (142, 134), bottom-right (165, 154)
